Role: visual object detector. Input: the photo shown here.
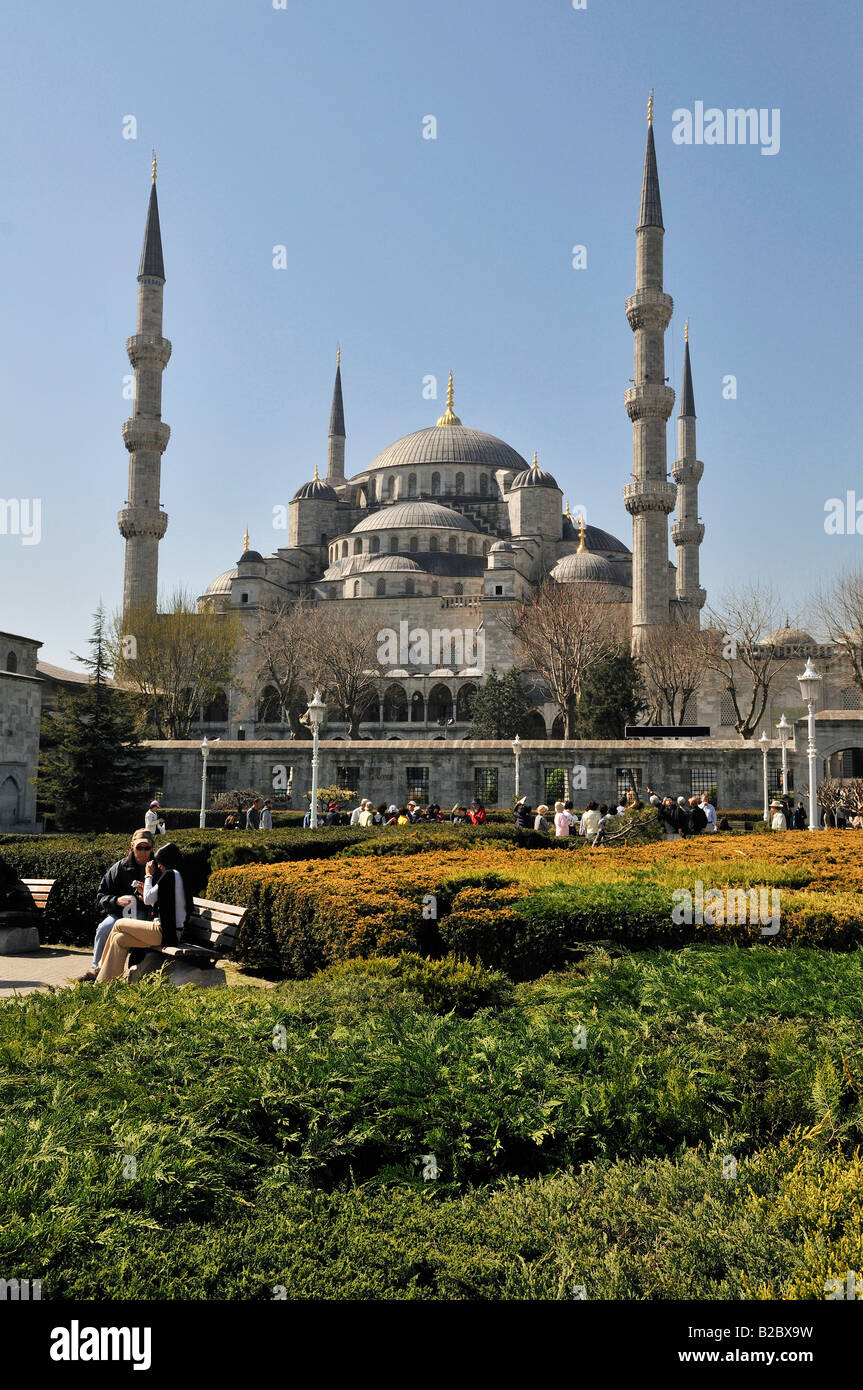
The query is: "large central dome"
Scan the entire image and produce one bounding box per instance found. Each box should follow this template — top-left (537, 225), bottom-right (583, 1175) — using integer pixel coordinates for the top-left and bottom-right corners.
top-left (367, 425), bottom-right (529, 475)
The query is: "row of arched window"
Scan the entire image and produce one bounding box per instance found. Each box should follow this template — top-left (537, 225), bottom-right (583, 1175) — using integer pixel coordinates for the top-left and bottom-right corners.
top-left (352, 579), bottom-right (464, 598)
top-left (330, 536), bottom-right (490, 563)
top-left (372, 472), bottom-right (492, 502)
top-left (253, 682), bottom-right (479, 726)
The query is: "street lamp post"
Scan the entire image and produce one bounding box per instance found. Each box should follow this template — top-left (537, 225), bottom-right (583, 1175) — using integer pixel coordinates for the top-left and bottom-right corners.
top-left (512, 734), bottom-right (521, 801)
top-left (307, 691), bottom-right (326, 830)
top-left (199, 736), bottom-right (210, 829)
top-left (797, 657), bottom-right (823, 832)
top-left (776, 713), bottom-right (791, 798)
top-left (759, 731), bottom-right (770, 823)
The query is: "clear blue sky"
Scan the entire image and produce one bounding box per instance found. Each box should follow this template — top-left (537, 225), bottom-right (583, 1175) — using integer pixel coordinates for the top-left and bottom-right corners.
top-left (1, 0), bottom-right (860, 668)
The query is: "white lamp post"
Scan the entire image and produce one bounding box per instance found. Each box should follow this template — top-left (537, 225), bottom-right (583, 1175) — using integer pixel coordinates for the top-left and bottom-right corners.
top-left (797, 657), bottom-right (823, 832)
top-left (776, 713), bottom-right (791, 798)
top-left (512, 734), bottom-right (521, 801)
top-left (759, 731), bottom-right (770, 823)
top-left (307, 691), bottom-right (326, 830)
top-left (199, 736), bottom-right (210, 829)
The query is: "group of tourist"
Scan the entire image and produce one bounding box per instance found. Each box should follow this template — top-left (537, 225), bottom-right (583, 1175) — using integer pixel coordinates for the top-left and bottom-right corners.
top-left (224, 798), bottom-right (274, 831)
top-left (300, 798), bottom-right (490, 827)
top-left (77, 828), bottom-right (189, 985)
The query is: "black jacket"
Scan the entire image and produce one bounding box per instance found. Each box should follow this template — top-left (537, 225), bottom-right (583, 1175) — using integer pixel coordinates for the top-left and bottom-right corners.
top-left (149, 868), bottom-right (185, 947)
top-left (96, 854), bottom-right (160, 919)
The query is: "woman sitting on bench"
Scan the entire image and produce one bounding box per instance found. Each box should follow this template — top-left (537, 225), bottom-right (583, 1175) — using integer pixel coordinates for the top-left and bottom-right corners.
top-left (95, 843), bottom-right (187, 983)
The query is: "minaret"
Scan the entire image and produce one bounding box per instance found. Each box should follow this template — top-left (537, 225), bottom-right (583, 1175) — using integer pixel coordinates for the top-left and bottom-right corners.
top-left (118, 156), bottom-right (170, 620)
top-left (327, 345), bottom-right (345, 483)
top-left (623, 94), bottom-right (677, 650)
top-left (670, 322), bottom-right (706, 620)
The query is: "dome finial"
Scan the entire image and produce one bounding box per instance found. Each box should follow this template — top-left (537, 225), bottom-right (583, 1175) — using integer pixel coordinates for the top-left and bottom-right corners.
top-left (531, 450), bottom-right (538, 469)
top-left (565, 499), bottom-right (572, 517)
top-left (577, 510), bottom-right (587, 554)
top-left (313, 461), bottom-right (320, 481)
top-left (152, 150), bottom-right (157, 182)
top-left (243, 525), bottom-right (250, 553)
top-left (336, 343), bottom-right (341, 366)
top-left (436, 370), bottom-right (462, 426)
top-left (647, 89), bottom-right (654, 126)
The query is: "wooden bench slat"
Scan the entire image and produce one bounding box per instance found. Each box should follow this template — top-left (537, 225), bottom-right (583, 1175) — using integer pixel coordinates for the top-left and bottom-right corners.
top-left (192, 897), bottom-right (247, 916)
top-left (22, 879), bottom-right (56, 911)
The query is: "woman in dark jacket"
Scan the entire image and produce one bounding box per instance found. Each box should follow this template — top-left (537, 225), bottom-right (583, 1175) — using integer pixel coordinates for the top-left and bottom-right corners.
top-left (95, 843), bottom-right (187, 983)
top-left (514, 798), bottom-right (533, 830)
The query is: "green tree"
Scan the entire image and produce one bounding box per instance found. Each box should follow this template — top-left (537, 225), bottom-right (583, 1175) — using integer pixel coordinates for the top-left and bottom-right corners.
top-left (468, 669), bottom-right (531, 739)
top-left (38, 607), bottom-right (149, 831)
top-left (575, 649), bottom-right (646, 738)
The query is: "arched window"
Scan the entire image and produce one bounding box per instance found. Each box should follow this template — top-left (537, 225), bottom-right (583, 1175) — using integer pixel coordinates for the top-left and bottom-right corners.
top-left (467, 539), bottom-right (475, 555)
top-left (386, 475), bottom-right (395, 500)
top-left (454, 582), bottom-right (463, 596)
top-left (0, 775), bottom-right (20, 828)
top-left (428, 683), bottom-right (453, 724)
top-left (482, 541), bottom-right (489, 555)
top-left (352, 580), bottom-right (360, 597)
top-left (411, 691), bottom-right (425, 723)
top-left (524, 710), bottom-right (548, 738)
top-left (405, 579), bottom-right (415, 596)
top-left (551, 713), bottom-right (566, 740)
top-left (429, 535), bottom-right (439, 552)
top-left (456, 684), bottom-right (476, 722)
top-left (408, 474), bottom-right (417, 497)
top-left (376, 578), bottom-right (386, 597)
top-left (390, 535), bottom-right (399, 553)
top-left (353, 538), bottom-right (362, 555)
top-left (409, 536), bottom-right (418, 553)
top-left (5, 651), bottom-right (17, 673)
top-left (448, 536), bottom-right (457, 553)
top-left (455, 472), bottom-right (465, 496)
top-left (383, 684), bottom-right (408, 722)
top-left (257, 687), bottom-right (282, 723)
top-left (341, 541), bottom-right (348, 558)
top-left (204, 689), bottom-right (229, 723)
top-left (431, 472), bottom-right (441, 496)
top-left (369, 536), bottom-right (380, 554)
top-left (479, 474), bottom-right (488, 496)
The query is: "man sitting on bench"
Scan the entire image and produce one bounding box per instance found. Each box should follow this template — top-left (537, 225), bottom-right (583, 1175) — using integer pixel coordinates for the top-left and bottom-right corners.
top-left (96, 842), bottom-right (186, 984)
top-left (79, 831), bottom-right (158, 982)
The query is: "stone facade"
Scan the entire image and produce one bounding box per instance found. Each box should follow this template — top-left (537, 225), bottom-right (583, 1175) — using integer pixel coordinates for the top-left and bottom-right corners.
top-left (0, 631), bottom-right (42, 831)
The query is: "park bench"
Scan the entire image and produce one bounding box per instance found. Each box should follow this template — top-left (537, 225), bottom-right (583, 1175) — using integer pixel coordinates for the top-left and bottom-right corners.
top-left (127, 896), bottom-right (247, 986)
top-left (0, 879), bottom-right (56, 954)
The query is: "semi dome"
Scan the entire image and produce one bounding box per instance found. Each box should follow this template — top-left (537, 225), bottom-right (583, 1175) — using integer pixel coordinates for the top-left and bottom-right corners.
top-left (204, 567), bottom-right (238, 595)
top-left (352, 501), bottom-right (478, 533)
top-left (361, 556), bottom-right (422, 574)
top-left (367, 425), bottom-right (528, 475)
top-left (292, 474), bottom-right (338, 502)
top-left (551, 552), bottom-right (628, 585)
top-left (562, 518), bottom-right (631, 554)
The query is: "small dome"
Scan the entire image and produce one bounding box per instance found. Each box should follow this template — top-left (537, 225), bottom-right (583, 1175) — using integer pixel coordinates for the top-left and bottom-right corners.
top-left (204, 567), bottom-right (237, 595)
top-left (551, 552), bottom-right (627, 585)
top-left (292, 476), bottom-right (338, 502)
top-left (237, 549), bottom-right (264, 564)
top-left (489, 540), bottom-right (514, 553)
top-left (562, 518), bottom-right (631, 553)
top-left (762, 626), bottom-right (816, 647)
top-left (361, 556), bottom-right (422, 573)
top-left (322, 555), bottom-right (369, 580)
top-left (510, 455), bottom-right (559, 490)
top-left (352, 501), bottom-right (478, 533)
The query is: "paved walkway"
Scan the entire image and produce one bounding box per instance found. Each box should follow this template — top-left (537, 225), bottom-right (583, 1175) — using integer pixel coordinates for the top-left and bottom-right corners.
top-left (0, 946), bottom-right (92, 998)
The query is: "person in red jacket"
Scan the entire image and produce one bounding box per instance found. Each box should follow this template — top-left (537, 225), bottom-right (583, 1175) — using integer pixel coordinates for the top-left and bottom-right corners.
top-left (468, 800), bottom-right (487, 825)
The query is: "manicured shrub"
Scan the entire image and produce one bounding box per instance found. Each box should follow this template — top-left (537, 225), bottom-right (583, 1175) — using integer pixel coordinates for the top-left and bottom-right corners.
top-left (319, 955), bottom-right (515, 1016)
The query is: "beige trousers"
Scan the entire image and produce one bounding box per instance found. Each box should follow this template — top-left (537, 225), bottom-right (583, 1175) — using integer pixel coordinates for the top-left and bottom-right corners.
top-left (96, 920), bottom-right (163, 983)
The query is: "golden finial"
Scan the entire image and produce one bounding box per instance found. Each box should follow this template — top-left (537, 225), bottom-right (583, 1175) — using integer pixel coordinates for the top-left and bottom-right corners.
top-left (565, 499), bottom-right (572, 517)
top-left (577, 510), bottom-right (587, 554)
top-left (152, 150), bottom-right (157, 182)
top-left (243, 526), bottom-right (250, 553)
top-left (313, 461), bottom-right (319, 481)
top-left (336, 343), bottom-right (341, 366)
top-left (531, 451), bottom-right (538, 469)
top-left (647, 90), bottom-right (654, 126)
top-left (435, 370), bottom-right (462, 426)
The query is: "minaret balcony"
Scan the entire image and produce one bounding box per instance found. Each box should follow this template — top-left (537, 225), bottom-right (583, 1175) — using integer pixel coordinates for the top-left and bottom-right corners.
top-left (126, 334), bottom-right (172, 369)
top-left (623, 480), bottom-right (676, 516)
top-left (671, 521), bottom-right (705, 547)
top-left (122, 419), bottom-right (171, 453)
top-left (624, 384), bottom-right (675, 421)
top-left (625, 289), bottom-right (673, 332)
top-left (118, 506), bottom-right (168, 540)
top-left (671, 458), bottom-right (704, 485)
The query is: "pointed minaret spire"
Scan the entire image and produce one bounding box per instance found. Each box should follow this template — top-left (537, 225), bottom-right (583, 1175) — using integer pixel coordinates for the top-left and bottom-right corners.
top-left (624, 96), bottom-right (676, 651)
top-left (671, 323), bottom-right (706, 622)
top-left (678, 324), bottom-right (696, 419)
top-left (138, 158), bottom-right (165, 281)
top-left (638, 92), bottom-right (664, 231)
top-left (326, 347), bottom-right (345, 483)
top-left (119, 165), bottom-right (171, 621)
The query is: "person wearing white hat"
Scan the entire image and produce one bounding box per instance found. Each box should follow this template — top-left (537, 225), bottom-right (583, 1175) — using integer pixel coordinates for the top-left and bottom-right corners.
top-left (770, 800), bottom-right (787, 832)
top-left (144, 800), bottom-right (165, 835)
